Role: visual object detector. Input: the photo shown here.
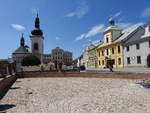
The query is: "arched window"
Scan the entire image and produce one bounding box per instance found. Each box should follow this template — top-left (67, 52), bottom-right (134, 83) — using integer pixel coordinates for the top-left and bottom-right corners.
top-left (34, 43), bottom-right (39, 50)
top-left (118, 58), bottom-right (121, 65)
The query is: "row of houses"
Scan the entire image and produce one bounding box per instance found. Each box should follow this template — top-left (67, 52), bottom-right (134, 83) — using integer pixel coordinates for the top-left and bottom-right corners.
top-left (78, 18), bottom-right (150, 69)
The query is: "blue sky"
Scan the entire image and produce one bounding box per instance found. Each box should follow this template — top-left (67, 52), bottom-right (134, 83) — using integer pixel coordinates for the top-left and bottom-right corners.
top-left (0, 0), bottom-right (150, 59)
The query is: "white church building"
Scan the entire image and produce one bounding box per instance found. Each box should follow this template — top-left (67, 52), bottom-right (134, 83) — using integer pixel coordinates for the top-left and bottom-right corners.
top-left (12, 14), bottom-right (72, 71)
top-left (12, 14), bottom-right (50, 71)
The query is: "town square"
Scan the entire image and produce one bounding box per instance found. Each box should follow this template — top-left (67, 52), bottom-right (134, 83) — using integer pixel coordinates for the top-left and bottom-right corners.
top-left (0, 0), bottom-right (150, 113)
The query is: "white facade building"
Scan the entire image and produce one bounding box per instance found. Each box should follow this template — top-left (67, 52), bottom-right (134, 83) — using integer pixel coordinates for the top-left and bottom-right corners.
top-left (124, 23), bottom-right (150, 68)
top-left (12, 34), bottom-right (30, 71)
top-left (82, 48), bottom-right (89, 68)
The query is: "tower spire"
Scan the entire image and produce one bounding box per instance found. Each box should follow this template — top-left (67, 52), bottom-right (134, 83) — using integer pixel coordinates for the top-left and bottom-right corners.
top-left (35, 12), bottom-right (40, 29)
top-left (37, 11), bottom-right (39, 18)
top-left (20, 33), bottom-right (25, 46)
top-left (31, 12), bottom-right (43, 36)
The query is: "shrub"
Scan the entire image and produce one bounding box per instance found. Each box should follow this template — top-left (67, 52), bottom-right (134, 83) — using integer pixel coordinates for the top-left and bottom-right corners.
top-left (21, 54), bottom-right (41, 66)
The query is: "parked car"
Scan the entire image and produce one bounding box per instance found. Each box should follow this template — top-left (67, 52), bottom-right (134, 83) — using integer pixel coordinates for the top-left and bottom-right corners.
top-left (73, 66), bottom-right (80, 71)
top-left (79, 65), bottom-right (86, 71)
top-left (63, 66), bottom-right (80, 72)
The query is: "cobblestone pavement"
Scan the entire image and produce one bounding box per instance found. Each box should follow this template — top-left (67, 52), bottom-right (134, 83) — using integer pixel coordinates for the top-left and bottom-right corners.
top-left (87, 68), bottom-right (150, 74)
top-left (0, 77), bottom-right (150, 113)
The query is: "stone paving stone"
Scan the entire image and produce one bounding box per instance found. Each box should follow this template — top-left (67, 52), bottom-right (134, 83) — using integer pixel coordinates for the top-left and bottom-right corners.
top-left (0, 77), bottom-right (150, 113)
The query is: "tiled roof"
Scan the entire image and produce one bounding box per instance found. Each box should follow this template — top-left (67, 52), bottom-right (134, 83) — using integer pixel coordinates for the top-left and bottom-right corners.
top-left (115, 24), bottom-right (143, 42)
top-left (123, 26), bottom-right (145, 46)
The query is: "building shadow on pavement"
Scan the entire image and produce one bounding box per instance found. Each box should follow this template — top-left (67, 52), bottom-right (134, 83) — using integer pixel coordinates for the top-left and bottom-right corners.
top-left (9, 87), bottom-right (20, 90)
top-left (0, 104), bottom-right (16, 112)
top-left (0, 86), bottom-right (19, 100)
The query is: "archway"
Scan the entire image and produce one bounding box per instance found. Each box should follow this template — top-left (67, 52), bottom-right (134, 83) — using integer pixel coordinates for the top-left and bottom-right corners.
top-left (147, 54), bottom-right (150, 68)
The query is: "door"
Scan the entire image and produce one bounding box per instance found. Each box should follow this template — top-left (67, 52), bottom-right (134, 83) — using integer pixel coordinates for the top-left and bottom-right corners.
top-left (147, 55), bottom-right (150, 67)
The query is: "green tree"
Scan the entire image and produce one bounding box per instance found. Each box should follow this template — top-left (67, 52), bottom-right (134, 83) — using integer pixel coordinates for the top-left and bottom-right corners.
top-left (21, 54), bottom-right (41, 66)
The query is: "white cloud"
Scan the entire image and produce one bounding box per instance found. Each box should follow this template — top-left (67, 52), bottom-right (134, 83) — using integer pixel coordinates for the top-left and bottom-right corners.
top-left (117, 22), bottom-right (144, 30)
top-left (66, 0), bottom-right (89, 18)
top-left (56, 37), bottom-right (61, 40)
top-left (85, 24), bottom-right (105, 38)
top-left (116, 22), bottom-right (133, 29)
top-left (11, 24), bottom-right (25, 31)
top-left (141, 7), bottom-right (150, 18)
top-left (75, 22), bottom-right (144, 41)
top-left (76, 24), bottom-right (105, 41)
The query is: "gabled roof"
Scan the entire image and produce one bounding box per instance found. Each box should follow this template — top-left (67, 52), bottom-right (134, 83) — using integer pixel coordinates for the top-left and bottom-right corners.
top-left (114, 23), bottom-right (144, 42)
top-left (123, 26), bottom-right (145, 46)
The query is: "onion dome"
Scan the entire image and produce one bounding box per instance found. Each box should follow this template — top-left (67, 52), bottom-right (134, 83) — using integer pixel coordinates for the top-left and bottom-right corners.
top-left (13, 34), bottom-right (30, 54)
top-left (31, 13), bottom-right (43, 36)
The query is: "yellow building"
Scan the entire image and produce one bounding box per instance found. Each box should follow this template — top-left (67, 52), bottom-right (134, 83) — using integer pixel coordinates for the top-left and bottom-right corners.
top-left (97, 18), bottom-right (124, 69)
top-left (87, 40), bottom-right (102, 68)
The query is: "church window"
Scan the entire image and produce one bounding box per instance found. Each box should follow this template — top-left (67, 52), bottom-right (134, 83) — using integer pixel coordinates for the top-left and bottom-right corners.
top-left (34, 43), bottom-right (39, 50)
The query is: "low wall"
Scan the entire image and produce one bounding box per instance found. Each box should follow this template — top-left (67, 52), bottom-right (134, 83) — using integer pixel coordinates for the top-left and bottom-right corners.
top-left (17, 72), bottom-right (150, 79)
top-left (0, 75), bottom-right (17, 99)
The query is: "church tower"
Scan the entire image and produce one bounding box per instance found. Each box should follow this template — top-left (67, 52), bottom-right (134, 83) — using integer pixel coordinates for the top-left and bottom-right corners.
top-left (30, 13), bottom-right (44, 63)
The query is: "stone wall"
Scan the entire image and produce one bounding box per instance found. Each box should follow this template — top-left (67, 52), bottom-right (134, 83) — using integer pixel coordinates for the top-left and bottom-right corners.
top-left (17, 72), bottom-right (150, 79)
top-left (0, 75), bottom-right (17, 99)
